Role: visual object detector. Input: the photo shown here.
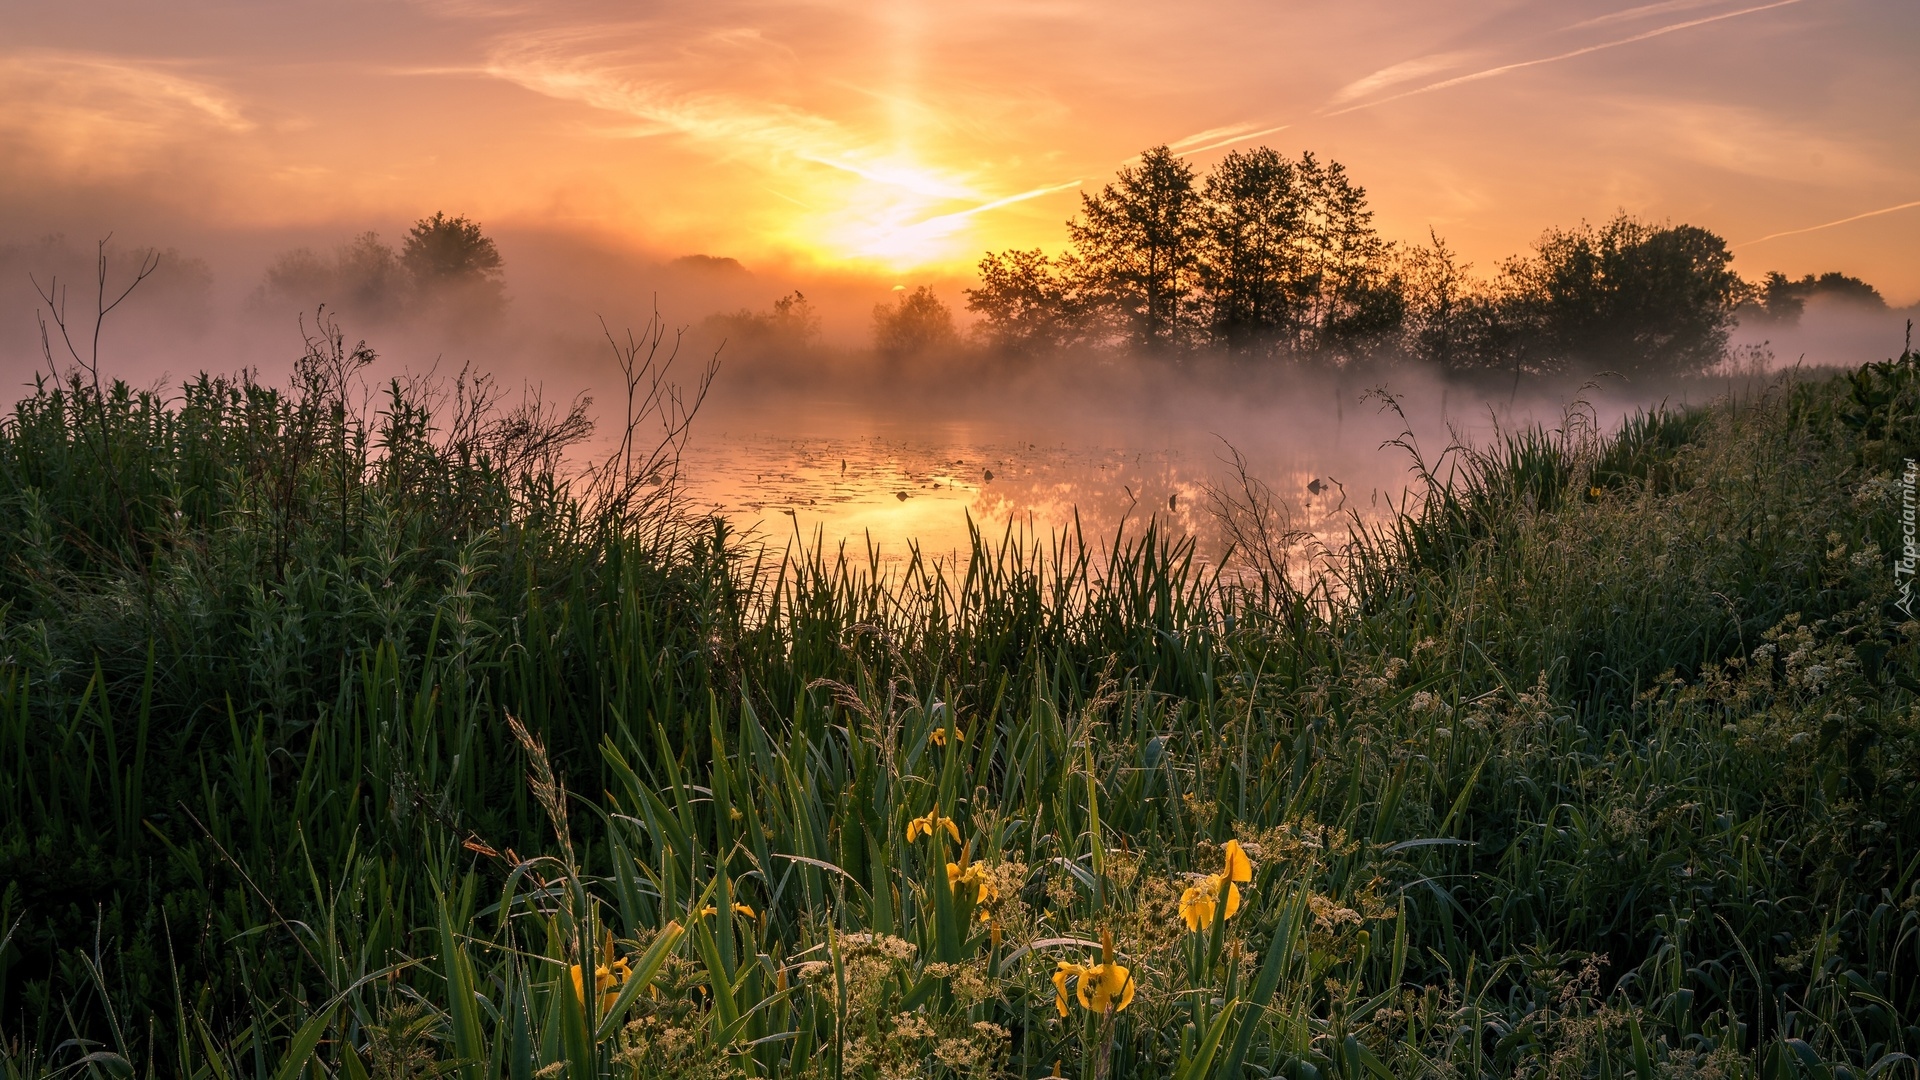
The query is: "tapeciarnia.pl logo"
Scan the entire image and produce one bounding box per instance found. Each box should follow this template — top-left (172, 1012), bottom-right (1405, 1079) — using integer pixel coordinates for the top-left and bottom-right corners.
top-left (1899, 457), bottom-right (1917, 620)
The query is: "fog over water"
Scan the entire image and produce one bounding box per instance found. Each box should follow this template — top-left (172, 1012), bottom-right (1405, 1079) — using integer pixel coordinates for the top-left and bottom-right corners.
top-left (3, 226), bottom-right (1914, 573)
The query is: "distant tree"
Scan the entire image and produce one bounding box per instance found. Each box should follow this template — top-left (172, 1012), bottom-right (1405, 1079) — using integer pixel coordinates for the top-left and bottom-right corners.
top-left (1066, 146), bottom-right (1204, 351)
top-left (262, 232), bottom-right (404, 321)
top-left (1191, 148), bottom-right (1398, 362)
top-left (1399, 234), bottom-right (1515, 372)
top-left (705, 291), bottom-right (820, 356)
top-left (1290, 153), bottom-right (1397, 360)
top-left (965, 249), bottom-right (1077, 352)
top-left (402, 212), bottom-right (503, 290)
top-left (1743, 270), bottom-right (1887, 324)
top-left (335, 232), bottom-right (405, 316)
top-left (873, 286), bottom-right (959, 360)
top-left (1196, 148), bottom-right (1302, 353)
top-left (1500, 214), bottom-right (1742, 378)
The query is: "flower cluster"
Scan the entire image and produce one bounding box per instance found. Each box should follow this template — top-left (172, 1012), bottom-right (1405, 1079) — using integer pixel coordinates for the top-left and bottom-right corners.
top-left (1178, 840), bottom-right (1254, 932)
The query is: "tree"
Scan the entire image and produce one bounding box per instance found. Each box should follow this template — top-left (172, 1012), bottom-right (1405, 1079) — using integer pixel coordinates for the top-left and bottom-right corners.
top-left (1290, 153), bottom-right (1396, 359)
top-left (1066, 146), bottom-right (1203, 351)
top-left (873, 286), bottom-right (959, 360)
top-left (1399, 233), bottom-right (1515, 372)
top-left (703, 291), bottom-right (821, 360)
top-left (1501, 215), bottom-right (1742, 378)
top-left (1743, 271), bottom-right (1887, 324)
top-left (1196, 147), bottom-right (1302, 353)
top-left (1191, 149), bottom-right (1398, 362)
top-left (262, 232), bottom-right (404, 321)
top-left (402, 212), bottom-right (503, 289)
top-left (965, 249), bottom-right (1077, 353)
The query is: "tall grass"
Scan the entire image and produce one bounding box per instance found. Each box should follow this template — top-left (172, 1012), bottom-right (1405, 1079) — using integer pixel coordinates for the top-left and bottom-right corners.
top-left (2, 333), bottom-right (1917, 1078)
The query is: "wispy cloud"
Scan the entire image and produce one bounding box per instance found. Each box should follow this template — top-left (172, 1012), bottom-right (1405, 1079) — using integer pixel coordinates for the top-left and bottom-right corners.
top-left (1166, 122), bottom-right (1293, 157)
top-left (0, 50), bottom-right (251, 133)
top-left (1331, 51), bottom-right (1474, 105)
top-left (0, 50), bottom-right (253, 178)
top-left (1736, 198), bottom-right (1920, 248)
top-left (1566, 0), bottom-right (1730, 32)
top-left (1326, 0), bottom-right (1810, 116)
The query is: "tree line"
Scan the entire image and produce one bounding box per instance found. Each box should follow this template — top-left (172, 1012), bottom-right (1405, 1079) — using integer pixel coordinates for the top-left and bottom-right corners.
top-left (955, 144), bottom-right (1867, 380)
top-left (261, 212), bottom-right (506, 323)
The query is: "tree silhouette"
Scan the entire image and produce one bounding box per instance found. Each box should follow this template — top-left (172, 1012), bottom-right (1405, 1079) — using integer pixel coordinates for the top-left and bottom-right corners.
top-left (873, 286), bottom-right (958, 360)
top-left (1066, 146), bottom-right (1203, 351)
top-left (966, 249), bottom-right (1077, 352)
top-left (402, 212), bottom-right (503, 288)
top-left (1197, 147), bottom-right (1302, 353)
top-left (1502, 214), bottom-right (1741, 377)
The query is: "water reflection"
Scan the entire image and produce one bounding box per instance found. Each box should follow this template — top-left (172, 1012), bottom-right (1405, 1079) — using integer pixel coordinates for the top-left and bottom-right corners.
top-left (676, 388), bottom-right (1412, 570)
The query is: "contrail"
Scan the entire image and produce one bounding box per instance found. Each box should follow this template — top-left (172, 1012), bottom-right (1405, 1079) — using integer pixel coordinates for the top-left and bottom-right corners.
top-left (1165, 123), bottom-right (1294, 157)
top-left (913, 179), bottom-right (1085, 229)
top-left (1735, 199), bottom-right (1920, 248)
top-left (1326, 0), bottom-right (1809, 116)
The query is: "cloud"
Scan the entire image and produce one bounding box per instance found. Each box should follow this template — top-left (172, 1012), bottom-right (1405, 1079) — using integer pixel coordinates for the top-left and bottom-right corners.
top-left (0, 50), bottom-right (253, 175)
top-left (1566, 0), bottom-right (1731, 32)
top-left (1330, 51), bottom-right (1475, 105)
top-left (1326, 0), bottom-right (1810, 116)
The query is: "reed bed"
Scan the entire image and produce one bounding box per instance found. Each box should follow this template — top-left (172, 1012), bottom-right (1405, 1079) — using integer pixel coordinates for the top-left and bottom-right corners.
top-left (1, 342), bottom-right (1917, 1079)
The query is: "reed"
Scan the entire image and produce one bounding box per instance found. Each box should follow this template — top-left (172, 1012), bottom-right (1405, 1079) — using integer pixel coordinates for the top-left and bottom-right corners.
top-left (1, 342), bottom-right (1916, 1078)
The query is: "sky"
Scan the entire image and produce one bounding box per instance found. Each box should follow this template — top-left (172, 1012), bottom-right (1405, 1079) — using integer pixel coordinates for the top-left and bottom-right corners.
top-left (2, 0), bottom-right (1917, 302)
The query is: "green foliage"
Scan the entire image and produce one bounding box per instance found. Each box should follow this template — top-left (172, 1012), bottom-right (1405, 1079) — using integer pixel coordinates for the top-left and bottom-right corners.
top-left (1497, 215), bottom-right (1745, 378)
top-left (3, 349), bottom-right (1919, 1079)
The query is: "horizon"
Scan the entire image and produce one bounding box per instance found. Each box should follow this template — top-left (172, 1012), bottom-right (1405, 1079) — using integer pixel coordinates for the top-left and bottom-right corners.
top-left (3, 0), bottom-right (1917, 312)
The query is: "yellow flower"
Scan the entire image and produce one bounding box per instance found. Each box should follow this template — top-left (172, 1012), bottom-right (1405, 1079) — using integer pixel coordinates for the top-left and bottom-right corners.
top-left (570, 931), bottom-right (630, 1014)
top-left (1053, 930), bottom-right (1135, 1017)
top-left (946, 860), bottom-right (998, 907)
top-left (1051, 961), bottom-right (1087, 1017)
top-left (1222, 839), bottom-right (1253, 884)
top-left (1179, 842), bottom-right (1255, 931)
top-left (929, 726), bottom-right (964, 746)
top-left (732, 902), bottom-right (757, 919)
top-left (906, 808), bottom-right (961, 844)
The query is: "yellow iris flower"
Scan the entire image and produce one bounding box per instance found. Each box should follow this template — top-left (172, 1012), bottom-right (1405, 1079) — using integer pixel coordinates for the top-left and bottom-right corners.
top-left (906, 808), bottom-right (961, 844)
top-left (1179, 839), bottom-right (1256, 932)
top-left (946, 857), bottom-right (998, 919)
top-left (570, 930), bottom-right (632, 1014)
top-left (1052, 929), bottom-right (1134, 1017)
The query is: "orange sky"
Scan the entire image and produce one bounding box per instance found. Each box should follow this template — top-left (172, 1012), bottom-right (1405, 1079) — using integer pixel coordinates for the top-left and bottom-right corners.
top-left (3, 0), bottom-right (1918, 301)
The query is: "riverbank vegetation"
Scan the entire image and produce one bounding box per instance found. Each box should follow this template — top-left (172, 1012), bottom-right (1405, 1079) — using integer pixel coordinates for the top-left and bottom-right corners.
top-left (1, 324), bottom-right (1918, 1077)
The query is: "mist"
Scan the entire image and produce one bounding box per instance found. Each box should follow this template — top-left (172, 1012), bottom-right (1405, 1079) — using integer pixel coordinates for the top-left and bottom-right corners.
top-left (0, 215), bottom-right (1900, 573)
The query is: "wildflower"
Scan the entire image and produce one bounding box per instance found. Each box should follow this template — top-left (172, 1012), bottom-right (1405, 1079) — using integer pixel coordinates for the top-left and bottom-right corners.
top-left (946, 857), bottom-right (998, 906)
top-left (1052, 929), bottom-right (1134, 1016)
top-left (571, 930), bottom-right (632, 1014)
top-left (732, 902), bottom-right (757, 920)
top-left (907, 808), bottom-right (961, 844)
top-left (929, 726), bottom-right (964, 747)
top-left (1180, 840), bottom-right (1255, 932)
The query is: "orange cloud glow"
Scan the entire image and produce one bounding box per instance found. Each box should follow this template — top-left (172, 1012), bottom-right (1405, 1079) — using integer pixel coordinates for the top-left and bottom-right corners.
top-left (1, 0), bottom-right (1915, 298)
